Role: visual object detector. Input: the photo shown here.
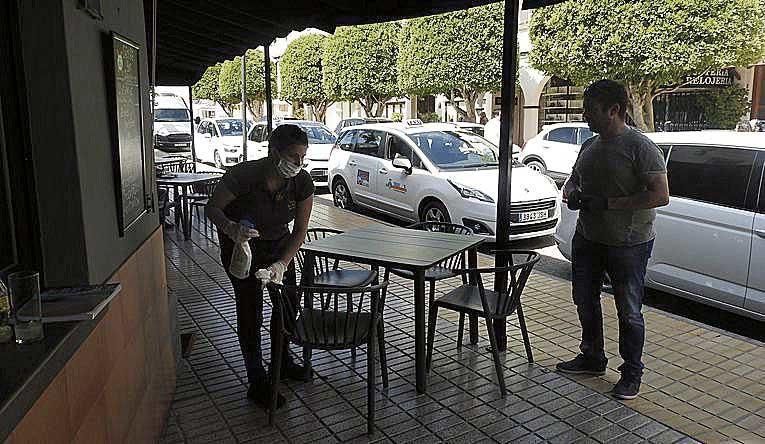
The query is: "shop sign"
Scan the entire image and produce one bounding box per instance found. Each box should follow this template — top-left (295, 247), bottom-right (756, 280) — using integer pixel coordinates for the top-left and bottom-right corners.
top-left (683, 68), bottom-right (735, 87)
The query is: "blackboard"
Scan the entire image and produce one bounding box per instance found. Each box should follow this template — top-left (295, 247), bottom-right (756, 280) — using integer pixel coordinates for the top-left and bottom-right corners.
top-left (109, 32), bottom-right (148, 235)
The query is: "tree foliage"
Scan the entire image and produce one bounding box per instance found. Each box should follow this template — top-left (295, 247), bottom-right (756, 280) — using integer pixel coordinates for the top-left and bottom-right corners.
top-left (280, 34), bottom-right (333, 122)
top-left (529, 0), bottom-right (765, 131)
top-left (218, 49), bottom-right (276, 118)
top-left (192, 64), bottom-right (228, 115)
top-left (323, 22), bottom-right (401, 117)
top-left (398, 3), bottom-right (504, 122)
top-left (698, 85), bottom-right (751, 129)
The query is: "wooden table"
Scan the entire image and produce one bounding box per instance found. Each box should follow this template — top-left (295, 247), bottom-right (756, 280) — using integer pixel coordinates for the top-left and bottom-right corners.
top-left (156, 172), bottom-right (222, 240)
top-left (300, 224), bottom-right (485, 393)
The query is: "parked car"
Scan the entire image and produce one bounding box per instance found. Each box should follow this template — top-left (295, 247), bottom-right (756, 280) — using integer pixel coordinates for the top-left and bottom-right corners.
top-left (335, 117), bottom-right (394, 134)
top-left (153, 93), bottom-right (192, 152)
top-left (520, 122), bottom-right (594, 184)
top-left (193, 118), bottom-right (252, 168)
top-left (328, 120), bottom-right (560, 240)
top-left (555, 131), bottom-right (765, 321)
top-left (450, 122), bottom-right (485, 137)
top-left (247, 119), bottom-right (337, 186)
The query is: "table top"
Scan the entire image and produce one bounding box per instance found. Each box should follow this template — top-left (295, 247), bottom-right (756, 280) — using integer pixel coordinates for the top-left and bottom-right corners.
top-left (301, 224), bottom-right (484, 270)
top-left (156, 172), bottom-right (222, 185)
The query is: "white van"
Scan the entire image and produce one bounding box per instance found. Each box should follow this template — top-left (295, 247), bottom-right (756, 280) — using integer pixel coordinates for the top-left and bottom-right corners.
top-left (555, 131), bottom-right (765, 321)
top-left (153, 93), bottom-right (192, 152)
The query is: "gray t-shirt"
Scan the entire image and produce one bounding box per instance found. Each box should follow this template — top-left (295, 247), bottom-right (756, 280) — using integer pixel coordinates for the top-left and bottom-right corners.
top-left (571, 127), bottom-right (666, 247)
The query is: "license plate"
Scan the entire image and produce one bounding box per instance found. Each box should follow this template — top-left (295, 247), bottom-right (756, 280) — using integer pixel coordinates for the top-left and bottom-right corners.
top-left (518, 210), bottom-right (548, 223)
top-left (174, 143), bottom-right (188, 147)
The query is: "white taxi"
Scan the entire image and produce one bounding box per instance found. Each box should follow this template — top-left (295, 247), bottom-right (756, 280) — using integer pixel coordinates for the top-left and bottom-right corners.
top-left (329, 120), bottom-right (560, 240)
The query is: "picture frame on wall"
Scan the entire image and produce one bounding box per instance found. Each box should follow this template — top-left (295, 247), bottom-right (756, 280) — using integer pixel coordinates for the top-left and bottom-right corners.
top-left (106, 32), bottom-right (150, 236)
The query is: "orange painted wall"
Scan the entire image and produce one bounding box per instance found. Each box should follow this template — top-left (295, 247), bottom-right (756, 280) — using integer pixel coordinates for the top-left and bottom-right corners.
top-left (6, 228), bottom-right (174, 443)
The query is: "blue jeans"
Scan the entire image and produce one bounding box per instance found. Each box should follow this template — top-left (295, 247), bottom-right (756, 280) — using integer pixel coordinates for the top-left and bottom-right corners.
top-left (571, 232), bottom-right (654, 377)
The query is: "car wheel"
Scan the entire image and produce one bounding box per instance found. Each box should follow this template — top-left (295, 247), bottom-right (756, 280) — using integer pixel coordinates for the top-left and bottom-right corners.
top-left (332, 178), bottom-right (353, 210)
top-left (214, 150), bottom-right (222, 169)
top-left (421, 200), bottom-right (451, 224)
top-left (525, 159), bottom-right (547, 174)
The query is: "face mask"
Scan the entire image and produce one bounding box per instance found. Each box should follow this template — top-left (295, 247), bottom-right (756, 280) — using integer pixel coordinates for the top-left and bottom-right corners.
top-left (276, 158), bottom-right (301, 178)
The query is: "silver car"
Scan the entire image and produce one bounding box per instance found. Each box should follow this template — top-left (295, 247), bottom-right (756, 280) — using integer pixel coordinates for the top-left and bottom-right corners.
top-left (555, 131), bottom-right (765, 321)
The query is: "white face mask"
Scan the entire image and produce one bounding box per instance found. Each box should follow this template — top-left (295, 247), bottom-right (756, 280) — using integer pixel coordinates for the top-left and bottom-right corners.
top-left (276, 158), bottom-right (301, 178)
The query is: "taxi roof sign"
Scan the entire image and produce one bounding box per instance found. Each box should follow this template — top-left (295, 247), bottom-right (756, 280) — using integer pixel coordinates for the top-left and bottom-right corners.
top-left (405, 118), bottom-right (424, 127)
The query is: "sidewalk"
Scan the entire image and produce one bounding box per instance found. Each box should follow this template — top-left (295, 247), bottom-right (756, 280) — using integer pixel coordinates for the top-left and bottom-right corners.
top-left (160, 201), bottom-right (762, 443)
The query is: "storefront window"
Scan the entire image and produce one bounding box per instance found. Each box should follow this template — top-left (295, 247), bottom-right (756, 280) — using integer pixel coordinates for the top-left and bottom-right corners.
top-left (539, 77), bottom-right (584, 130)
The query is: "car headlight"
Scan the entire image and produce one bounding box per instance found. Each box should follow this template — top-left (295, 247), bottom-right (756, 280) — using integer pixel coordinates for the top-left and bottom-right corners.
top-left (448, 179), bottom-right (495, 203)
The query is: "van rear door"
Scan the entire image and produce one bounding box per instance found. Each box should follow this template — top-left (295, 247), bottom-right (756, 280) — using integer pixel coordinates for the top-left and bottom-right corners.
top-left (744, 152), bottom-right (765, 318)
top-left (647, 144), bottom-right (756, 308)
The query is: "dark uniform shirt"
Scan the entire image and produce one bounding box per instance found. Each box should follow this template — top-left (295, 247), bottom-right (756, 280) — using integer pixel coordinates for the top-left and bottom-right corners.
top-left (220, 157), bottom-right (315, 241)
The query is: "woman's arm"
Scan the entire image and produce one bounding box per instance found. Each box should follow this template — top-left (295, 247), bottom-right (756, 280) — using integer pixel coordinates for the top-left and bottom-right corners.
top-left (279, 195), bottom-right (314, 265)
top-left (205, 182), bottom-right (259, 240)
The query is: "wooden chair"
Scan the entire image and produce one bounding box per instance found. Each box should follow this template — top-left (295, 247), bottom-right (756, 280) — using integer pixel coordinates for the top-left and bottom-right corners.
top-left (426, 250), bottom-right (539, 397)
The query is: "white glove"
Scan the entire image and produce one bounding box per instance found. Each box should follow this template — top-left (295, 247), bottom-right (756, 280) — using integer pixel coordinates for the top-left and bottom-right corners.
top-left (266, 261), bottom-right (287, 284)
top-left (254, 268), bottom-right (272, 284)
top-left (222, 220), bottom-right (259, 243)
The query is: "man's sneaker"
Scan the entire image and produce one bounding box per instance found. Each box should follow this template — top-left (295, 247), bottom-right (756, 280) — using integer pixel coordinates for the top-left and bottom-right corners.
top-left (556, 355), bottom-right (607, 375)
top-left (612, 375), bottom-right (641, 400)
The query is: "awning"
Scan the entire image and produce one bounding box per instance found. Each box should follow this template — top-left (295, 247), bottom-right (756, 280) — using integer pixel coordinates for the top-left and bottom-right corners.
top-left (148, 0), bottom-right (568, 85)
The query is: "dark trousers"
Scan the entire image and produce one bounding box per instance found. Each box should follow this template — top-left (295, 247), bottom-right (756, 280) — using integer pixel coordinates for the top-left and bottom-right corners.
top-left (221, 234), bottom-right (297, 385)
top-left (571, 232), bottom-right (654, 377)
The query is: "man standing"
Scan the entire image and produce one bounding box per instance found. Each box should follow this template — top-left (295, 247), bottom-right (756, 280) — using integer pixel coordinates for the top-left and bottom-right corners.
top-left (484, 111), bottom-right (501, 146)
top-left (557, 80), bottom-right (669, 400)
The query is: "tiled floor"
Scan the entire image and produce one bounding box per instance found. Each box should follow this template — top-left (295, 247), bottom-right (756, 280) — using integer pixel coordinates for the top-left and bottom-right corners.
top-left (159, 202), bottom-right (761, 443)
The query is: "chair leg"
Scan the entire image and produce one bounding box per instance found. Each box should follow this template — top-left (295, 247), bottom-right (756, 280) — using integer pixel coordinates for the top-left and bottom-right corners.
top-left (269, 330), bottom-right (284, 425)
top-left (485, 318), bottom-right (507, 398)
top-left (517, 304), bottom-right (534, 363)
top-left (349, 293), bottom-right (357, 362)
top-left (457, 313), bottom-right (465, 351)
top-left (428, 280), bottom-right (435, 305)
top-left (367, 330), bottom-right (377, 435)
top-left (426, 305), bottom-right (438, 372)
top-left (377, 319), bottom-right (389, 389)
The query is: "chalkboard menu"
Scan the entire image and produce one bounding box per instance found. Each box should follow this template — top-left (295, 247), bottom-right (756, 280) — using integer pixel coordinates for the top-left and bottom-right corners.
top-left (109, 32), bottom-right (148, 235)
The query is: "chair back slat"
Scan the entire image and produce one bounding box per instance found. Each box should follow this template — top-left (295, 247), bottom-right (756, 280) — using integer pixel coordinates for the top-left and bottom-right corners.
top-left (407, 222), bottom-right (473, 272)
top-left (270, 281), bottom-right (388, 349)
top-left (296, 228), bottom-right (344, 280)
top-left (453, 250), bottom-right (539, 319)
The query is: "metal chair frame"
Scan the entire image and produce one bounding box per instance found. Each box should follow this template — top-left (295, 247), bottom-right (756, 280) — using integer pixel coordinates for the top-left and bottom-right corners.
top-left (425, 250), bottom-right (539, 397)
top-left (268, 282), bottom-right (389, 434)
top-left (384, 221), bottom-right (473, 305)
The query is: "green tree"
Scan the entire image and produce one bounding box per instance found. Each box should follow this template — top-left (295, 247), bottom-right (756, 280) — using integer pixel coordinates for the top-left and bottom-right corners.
top-left (192, 64), bottom-right (228, 116)
top-left (698, 85), bottom-right (751, 129)
top-left (398, 3), bottom-right (504, 123)
top-left (218, 49), bottom-right (276, 118)
top-left (280, 34), bottom-right (333, 122)
top-left (530, 0), bottom-right (765, 131)
top-left (323, 22), bottom-right (401, 117)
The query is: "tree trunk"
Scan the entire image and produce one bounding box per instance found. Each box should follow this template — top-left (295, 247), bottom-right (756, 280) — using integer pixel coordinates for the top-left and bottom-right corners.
top-left (247, 100), bottom-right (263, 119)
top-left (625, 82), bottom-right (656, 132)
top-left (373, 97), bottom-right (390, 117)
top-left (314, 100), bottom-right (332, 123)
top-left (216, 101), bottom-right (230, 117)
top-left (447, 90), bottom-right (468, 121)
top-left (460, 88), bottom-right (480, 123)
top-left (358, 98), bottom-right (375, 117)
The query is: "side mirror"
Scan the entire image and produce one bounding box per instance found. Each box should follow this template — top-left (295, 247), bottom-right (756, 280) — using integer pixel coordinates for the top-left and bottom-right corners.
top-left (194, 116), bottom-right (201, 125)
top-left (392, 156), bottom-right (413, 174)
